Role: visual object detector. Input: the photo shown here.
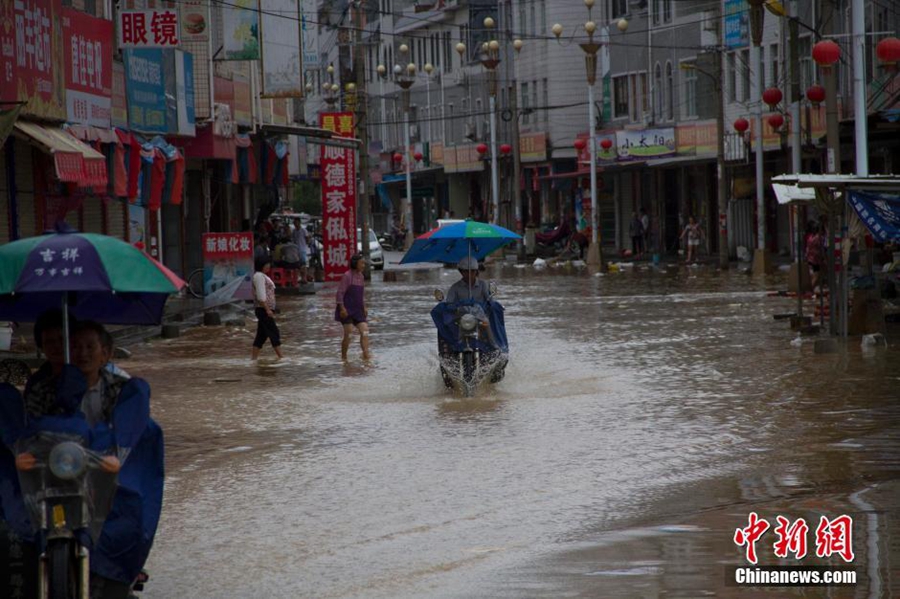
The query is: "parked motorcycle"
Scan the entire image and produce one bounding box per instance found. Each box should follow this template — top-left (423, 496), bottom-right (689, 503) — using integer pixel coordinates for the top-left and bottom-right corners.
top-left (0, 367), bottom-right (153, 599)
top-left (431, 285), bottom-right (509, 397)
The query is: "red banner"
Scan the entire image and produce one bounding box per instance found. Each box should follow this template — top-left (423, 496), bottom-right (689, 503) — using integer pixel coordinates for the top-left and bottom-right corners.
top-left (0, 2), bottom-right (15, 103)
top-left (11, 0), bottom-right (66, 119)
top-left (320, 112), bottom-right (357, 281)
top-left (62, 8), bottom-right (113, 127)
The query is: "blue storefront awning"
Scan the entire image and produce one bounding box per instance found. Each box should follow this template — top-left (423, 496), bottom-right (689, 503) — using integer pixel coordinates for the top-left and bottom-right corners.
top-left (848, 190), bottom-right (900, 242)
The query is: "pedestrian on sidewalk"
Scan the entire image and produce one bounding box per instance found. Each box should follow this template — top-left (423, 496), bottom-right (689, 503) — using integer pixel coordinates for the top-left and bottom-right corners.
top-left (335, 254), bottom-right (371, 361)
top-left (251, 259), bottom-right (284, 361)
top-left (640, 208), bottom-right (651, 256)
top-left (292, 218), bottom-right (310, 283)
top-left (629, 212), bottom-right (644, 259)
top-left (805, 222), bottom-right (825, 293)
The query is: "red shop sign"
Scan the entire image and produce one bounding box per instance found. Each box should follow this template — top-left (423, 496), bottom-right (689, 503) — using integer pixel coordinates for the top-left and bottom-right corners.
top-left (320, 111), bottom-right (357, 280)
top-left (12, 0), bottom-right (66, 119)
top-left (62, 7), bottom-right (113, 127)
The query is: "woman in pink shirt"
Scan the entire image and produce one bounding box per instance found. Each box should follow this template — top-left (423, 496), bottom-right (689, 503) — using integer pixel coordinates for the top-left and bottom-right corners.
top-left (335, 254), bottom-right (370, 360)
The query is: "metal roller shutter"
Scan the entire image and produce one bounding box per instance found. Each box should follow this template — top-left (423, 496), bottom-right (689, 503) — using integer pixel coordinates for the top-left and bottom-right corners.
top-left (81, 197), bottom-right (104, 234)
top-left (13, 139), bottom-right (37, 238)
top-left (107, 199), bottom-right (127, 241)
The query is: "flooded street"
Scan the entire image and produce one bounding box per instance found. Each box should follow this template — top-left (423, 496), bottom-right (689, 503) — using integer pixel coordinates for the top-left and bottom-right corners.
top-left (129, 261), bottom-right (900, 598)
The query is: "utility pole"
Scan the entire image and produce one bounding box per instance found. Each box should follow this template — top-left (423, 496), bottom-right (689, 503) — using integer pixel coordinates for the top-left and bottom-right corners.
top-left (789, 0), bottom-right (803, 314)
top-left (749, 0), bottom-right (770, 275)
top-left (716, 17), bottom-right (728, 269)
top-left (510, 81), bottom-right (524, 258)
top-left (353, 1), bottom-right (372, 279)
top-left (822, 0), bottom-right (840, 334)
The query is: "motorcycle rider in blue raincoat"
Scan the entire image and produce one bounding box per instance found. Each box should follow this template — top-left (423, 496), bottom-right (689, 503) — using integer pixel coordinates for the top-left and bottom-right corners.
top-left (0, 316), bottom-right (163, 598)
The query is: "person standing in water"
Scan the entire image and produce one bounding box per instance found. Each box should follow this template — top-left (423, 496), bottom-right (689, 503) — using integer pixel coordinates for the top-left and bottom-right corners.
top-left (335, 254), bottom-right (371, 361)
top-left (251, 259), bottom-right (284, 361)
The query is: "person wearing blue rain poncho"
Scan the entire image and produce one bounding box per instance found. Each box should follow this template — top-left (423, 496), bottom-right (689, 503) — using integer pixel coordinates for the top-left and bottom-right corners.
top-left (0, 319), bottom-right (164, 599)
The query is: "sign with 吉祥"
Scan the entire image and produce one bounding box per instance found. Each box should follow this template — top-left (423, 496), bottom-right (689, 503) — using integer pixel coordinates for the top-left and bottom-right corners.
top-left (124, 49), bottom-right (167, 133)
top-left (260, 0), bottom-right (304, 97)
top-left (201, 232), bottom-right (254, 308)
top-left (223, 0), bottom-right (260, 60)
top-left (319, 112), bottom-right (357, 281)
top-left (62, 7), bottom-right (113, 127)
top-left (118, 9), bottom-right (180, 48)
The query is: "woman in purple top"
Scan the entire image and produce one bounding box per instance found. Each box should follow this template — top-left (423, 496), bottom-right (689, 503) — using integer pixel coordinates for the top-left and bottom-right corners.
top-left (335, 253), bottom-right (371, 360)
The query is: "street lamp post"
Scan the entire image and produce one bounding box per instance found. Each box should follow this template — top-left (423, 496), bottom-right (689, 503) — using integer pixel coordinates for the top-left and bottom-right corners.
top-left (424, 63), bottom-right (434, 144)
top-left (394, 50), bottom-right (416, 248)
top-left (480, 17), bottom-right (501, 225)
top-left (376, 64), bottom-right (387, 148)
top-left (748, 0), bottom-right (771, 275)
top-left (552, 9), bottom-right (627, 270)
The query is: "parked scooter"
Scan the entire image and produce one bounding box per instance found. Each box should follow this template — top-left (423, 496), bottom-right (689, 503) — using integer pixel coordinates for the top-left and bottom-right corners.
top-left (431, 285), bottom-right (508, 397)
top-left (0, 367), bottom-right (153, 599)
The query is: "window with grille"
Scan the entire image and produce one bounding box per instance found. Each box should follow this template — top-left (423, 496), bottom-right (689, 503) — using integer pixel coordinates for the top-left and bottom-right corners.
top-left (683, 62), bottom-right (697, 118)
top-left (665, 62), bottom-right (673, 121)
top-left (740, 49), bottom-right (750, 102)
top-left (613, 76), bottom-right (629, 118)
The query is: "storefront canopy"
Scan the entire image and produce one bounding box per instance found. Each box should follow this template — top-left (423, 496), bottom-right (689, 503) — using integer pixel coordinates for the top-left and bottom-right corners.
top-left (13, 121), bottom-right (107, 187)
top-left (848, 190), bottom-right (900, 243)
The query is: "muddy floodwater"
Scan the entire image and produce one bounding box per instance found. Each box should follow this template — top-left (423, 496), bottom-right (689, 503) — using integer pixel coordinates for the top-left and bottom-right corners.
top-left (128, 261), bottom-right (900, 599)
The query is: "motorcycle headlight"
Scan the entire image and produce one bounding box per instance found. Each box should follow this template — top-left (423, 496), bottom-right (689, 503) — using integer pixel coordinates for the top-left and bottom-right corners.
top-left (460, 314), bottom-right (478, 332)
top-left (48, 442), bottom-right (86, 480)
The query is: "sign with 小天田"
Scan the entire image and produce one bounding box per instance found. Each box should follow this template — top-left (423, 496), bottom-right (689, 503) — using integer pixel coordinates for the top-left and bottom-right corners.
top-left (614, 128), bottom-right (676, 160)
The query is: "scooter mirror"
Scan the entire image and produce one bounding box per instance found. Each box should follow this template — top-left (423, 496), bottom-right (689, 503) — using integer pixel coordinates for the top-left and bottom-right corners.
top-left (488, 281), bottom-right (498, 298)
top-left (433, 289), bottom-right (445, 301)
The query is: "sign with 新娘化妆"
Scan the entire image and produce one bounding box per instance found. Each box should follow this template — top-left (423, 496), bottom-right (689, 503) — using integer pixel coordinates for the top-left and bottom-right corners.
top-left (118, 9), bottom-right (180, 48)
top-left (320, 112), bottom-right (357, 281)
top-left (124, 49), bottom-right (167, 133)
top-left (62, 8), bottom-right (113, 128)
top-left (201, 232), bottom-right (254, 308)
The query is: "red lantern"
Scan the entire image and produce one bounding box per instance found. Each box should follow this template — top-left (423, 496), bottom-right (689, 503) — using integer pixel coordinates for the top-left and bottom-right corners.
top-left (573, 138), bottom-right (587, 151)
top-left (812, 40), bottom-right (841, 68)
top-left (414, 151), bottom-right (423, 161)
top-left (476, 143), bottom-right (488, 155)
top-left (600, 138), bottom-right (613, 150)
top-left (733, 117), bottom-right (750, 133)
top-left (392, 152), bottom-right (403, 163)
top-left (806, 85), bottom-right (825, 105)
top-left (876, 37), bottom-right (900, 70)
top-left (500, 143), bottom-right (512, 155)
top-left (762, 87), bottom-right (782, 108)
top-left (768, 113), bottom-right (784, 130)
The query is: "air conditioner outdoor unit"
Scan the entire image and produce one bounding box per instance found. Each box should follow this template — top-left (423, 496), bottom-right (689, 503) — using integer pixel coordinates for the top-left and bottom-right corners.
top-left (464, 122), bottom-right (476, 140)
top-left (409, 124), bottom-right (420, 139)
top-left (701, 11), bottom-right (717, 32)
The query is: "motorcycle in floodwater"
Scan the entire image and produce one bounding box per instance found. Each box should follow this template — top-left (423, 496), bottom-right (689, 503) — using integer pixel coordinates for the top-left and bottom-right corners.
top-left (431, 284), bottom-right (509, 397)
top-left (0, 366), bottom-right (155, 599)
